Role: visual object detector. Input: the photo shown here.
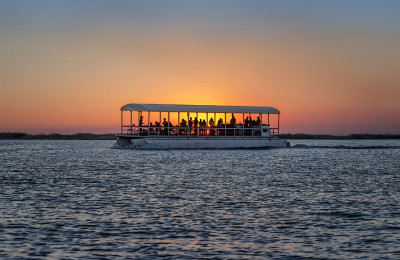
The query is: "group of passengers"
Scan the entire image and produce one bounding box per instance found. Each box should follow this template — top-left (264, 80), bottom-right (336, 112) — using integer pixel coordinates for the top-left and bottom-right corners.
top-left (245, 116), bottom-right (261, 128)
top-left (138, 114), bottom-right (262, 136)
top-left (163, 117), bottom-right (216, 135)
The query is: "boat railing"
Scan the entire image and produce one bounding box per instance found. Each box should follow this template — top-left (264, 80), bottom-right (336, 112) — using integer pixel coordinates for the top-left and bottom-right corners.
top-left (120, 125), bottom-right (280, 138)
top-left (270, 127), bottom-right (279, 137)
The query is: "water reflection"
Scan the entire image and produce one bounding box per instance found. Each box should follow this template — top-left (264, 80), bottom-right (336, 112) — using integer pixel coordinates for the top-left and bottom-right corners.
top-left (0, 140), bottom-right (399, 259)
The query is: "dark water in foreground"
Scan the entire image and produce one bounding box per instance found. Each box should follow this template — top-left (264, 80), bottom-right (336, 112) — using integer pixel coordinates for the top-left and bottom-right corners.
top-left (0, 139), bottom-right (399, 259)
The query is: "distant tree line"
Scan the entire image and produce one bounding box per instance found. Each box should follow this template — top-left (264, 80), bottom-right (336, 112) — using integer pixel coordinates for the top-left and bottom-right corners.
top-left (0, 132), bottom-right (115, 140)
top-left (0, 132), bottom-right (28, 139)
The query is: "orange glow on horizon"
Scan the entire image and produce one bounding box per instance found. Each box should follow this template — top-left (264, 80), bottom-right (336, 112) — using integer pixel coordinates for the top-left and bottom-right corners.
top-left (1, 3), bottom-right (400, 135)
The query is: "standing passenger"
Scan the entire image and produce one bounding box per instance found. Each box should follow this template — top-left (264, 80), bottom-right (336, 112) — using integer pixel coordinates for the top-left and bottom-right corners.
top-left (162, 118), bottom-right (168, 135)
top-left (188, 117), bottom-right (193, 134)
top-left (217, 118), bottom-right (223, 127)
top-left (245, 116), bottom-right (249, 128)
top-left (230, 114), bottom-right (236, 125)
top-left (201, 119), bottom-right (206, 135)
top-left (209, 118), bottom-right (215, 135)
top-left (194, 117), bottom-right (199, 135)
top-left (230, 114), bottom-right (236, 135)
top-left (139, 115), bottom-right (143, 126)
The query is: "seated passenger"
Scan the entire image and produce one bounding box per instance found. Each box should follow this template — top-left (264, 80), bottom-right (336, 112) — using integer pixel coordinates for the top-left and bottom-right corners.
top-left (180, 119), bottom-right (187, 134)
top-left (168, 122), bottom-right (175, 135)
top-left (155, 121), bottom-right (161, 134)
top-left (138, 115), bottom-right (144, 135)
top-left (180, 118), bottom-right (187, 127)
top-left (217, 118), bottom-right (223, 135)
top-left (217, 118), bottom-right (223, 127)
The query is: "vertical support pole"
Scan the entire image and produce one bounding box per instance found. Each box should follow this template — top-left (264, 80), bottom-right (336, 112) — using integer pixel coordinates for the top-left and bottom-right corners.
top-left (214, 112), bottom-right (216, 136)
top-left (121, 111), bottom-right (123, 134)
top-left (233, 113), bottom-right (235, 137)
top-left (196, 112), bottom-right (199, 136)
top-left (242, 113), bottom-right (245, 136)
top-left (278, 113), bottom-right (280, 136)
top-left (130, 111), bottom-right (132, 134)
top-left (206, 113), bottom-right (208, 136)
top-left (224, 113), bottom-right (227, 137)
top-left (187, 112), bottom-right (190, 136)
top-left (234, 125), bottom-right (235, 136)
top-left (159, 112), bottom-right (161, 136)
top-left (138, 111), bottom-right (141, 136)
top-left (148, 111), bottom-right (150, 136)
top-left (178, 112), bottom-right (180, 136)
top-left (168, 112), bottom-right (170, 136)
top-left (268, 113), bottom-right (270, 125)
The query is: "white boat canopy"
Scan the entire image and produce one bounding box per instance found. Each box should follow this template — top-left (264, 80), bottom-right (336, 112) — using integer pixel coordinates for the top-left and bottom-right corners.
top-left (121, 104), bottom-right (280, 114)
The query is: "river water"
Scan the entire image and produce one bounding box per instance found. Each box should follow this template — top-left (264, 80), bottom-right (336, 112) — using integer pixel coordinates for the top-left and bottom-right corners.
top-left (0, 139), bottom-right (399, 259)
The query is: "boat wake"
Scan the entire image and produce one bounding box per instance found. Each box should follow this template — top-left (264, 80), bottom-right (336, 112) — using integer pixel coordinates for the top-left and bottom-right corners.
top-left (290, 144), bottom-right (400, 150)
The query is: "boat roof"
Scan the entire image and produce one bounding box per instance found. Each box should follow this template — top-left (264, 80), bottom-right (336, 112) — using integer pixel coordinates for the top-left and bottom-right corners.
top-left (121, 104), bottom-right (280, 114)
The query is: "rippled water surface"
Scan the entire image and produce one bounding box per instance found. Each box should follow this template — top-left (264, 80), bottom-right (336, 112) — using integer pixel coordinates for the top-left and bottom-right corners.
top-left (1, 139), bottom-right (399, 259)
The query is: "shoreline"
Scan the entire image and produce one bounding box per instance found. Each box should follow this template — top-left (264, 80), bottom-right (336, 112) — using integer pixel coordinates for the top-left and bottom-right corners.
top-left (0, 133), bottom-right (116, 140)
top-left (0, 132), bottom-right (399, 140)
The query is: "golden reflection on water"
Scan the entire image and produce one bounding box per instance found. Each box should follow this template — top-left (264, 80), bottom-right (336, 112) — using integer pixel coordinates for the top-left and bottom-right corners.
top-left (0, 140), bottom-right (399, 258)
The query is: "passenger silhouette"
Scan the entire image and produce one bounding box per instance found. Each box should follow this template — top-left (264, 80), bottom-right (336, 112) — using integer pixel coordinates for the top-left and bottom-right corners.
top-left (139, 115), bottom-right (143, 126)
top-left (209, 118), bottom-right (214, 127)
top-left (194, 117), bottom-right (199, 135)
top-left (209, 118), bottom-right (215, 135)
top-left (162, 118), bottom-right (168, 135)
top-left (188, 117), bottom-right (193, 134)
top-left (217, 118), bottom-right (223, 135)
top-left (230, 114), bottom-right (236, 125)
top-left (180, 118), bottom-right (187, 134)
top-left (245, 116), bottom-right (249, 128)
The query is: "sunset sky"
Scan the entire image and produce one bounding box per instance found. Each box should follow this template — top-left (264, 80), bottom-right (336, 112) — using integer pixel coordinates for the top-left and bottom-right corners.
top-left (1, 0), bottom-right (399, 134)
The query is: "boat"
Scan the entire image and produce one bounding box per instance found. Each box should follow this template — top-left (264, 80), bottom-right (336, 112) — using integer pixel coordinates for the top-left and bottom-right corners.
top-left (115, 103), bottom-right (289, 149)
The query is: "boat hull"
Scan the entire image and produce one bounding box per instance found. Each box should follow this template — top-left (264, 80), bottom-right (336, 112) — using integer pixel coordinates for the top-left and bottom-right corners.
top-left (115, 135), bottom-right (289, 149)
